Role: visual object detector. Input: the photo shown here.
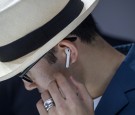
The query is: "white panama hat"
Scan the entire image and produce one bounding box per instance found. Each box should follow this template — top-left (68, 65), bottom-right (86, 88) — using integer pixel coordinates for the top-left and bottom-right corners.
top-left (0, 0), bottom-right (99, 81)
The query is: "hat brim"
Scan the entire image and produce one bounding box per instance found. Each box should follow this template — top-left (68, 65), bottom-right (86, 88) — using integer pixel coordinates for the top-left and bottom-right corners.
top-left (0, 0), bottom-right (99, 81)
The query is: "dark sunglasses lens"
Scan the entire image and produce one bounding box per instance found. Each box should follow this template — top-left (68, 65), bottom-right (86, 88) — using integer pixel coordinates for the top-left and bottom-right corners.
top-left (22, 75), bottom-right (33, 83)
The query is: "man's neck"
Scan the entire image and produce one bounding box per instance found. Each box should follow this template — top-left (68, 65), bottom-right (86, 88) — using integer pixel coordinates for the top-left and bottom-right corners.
top-left (80, 38), bottom-right (125, 99)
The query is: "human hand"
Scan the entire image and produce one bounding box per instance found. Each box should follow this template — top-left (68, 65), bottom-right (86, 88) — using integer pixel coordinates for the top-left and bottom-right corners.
top-left (36, 73), bottom-right (94, 115)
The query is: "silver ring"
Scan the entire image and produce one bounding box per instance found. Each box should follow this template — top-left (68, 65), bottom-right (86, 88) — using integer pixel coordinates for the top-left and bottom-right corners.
top-left (44, 98), bottom-right (55, 112)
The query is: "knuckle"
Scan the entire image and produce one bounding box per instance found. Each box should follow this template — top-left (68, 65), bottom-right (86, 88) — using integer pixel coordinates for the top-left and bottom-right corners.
top-left (68, 95), bottom-right (78, 104)
top-left (47, 80), bottom-right (55, 89)
top-left (55, 74), bottom-right (67, 84)
top-left (68, 100), bottom-right (79, 110)
top-left (58, 102), bottom-right (67, 111)
top-left (47, 80), bottom-right (58, 92)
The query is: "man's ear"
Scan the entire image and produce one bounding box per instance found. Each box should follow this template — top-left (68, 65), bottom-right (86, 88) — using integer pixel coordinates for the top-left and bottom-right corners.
top-left (57, 39), bottom-right (78, 65)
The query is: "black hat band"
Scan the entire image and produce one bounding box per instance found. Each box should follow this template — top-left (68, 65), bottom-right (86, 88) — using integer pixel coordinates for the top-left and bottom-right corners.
top-left (0, 0), bottom-right (84, 62)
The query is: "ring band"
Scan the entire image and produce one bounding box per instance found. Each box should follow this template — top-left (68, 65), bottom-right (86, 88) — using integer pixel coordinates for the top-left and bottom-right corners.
top-left (44, 98), bottom-right (55, 112)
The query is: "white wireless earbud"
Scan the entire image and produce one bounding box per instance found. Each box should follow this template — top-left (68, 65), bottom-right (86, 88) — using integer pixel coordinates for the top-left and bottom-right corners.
top-left (65, 48), bottom-right (70, 68)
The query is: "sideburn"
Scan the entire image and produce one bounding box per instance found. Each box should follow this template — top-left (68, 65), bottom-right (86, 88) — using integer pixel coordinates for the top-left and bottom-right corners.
top-left (44, 48), bottom-right (57, 64)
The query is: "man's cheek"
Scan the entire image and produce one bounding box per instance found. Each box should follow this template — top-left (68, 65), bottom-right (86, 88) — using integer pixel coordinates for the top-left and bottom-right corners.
top-left (36, 74), bottom-right (55, 90)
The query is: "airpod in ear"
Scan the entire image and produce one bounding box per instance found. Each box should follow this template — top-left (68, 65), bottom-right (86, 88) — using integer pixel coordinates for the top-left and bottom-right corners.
top-left (65, 48), bottom-right (70, 68)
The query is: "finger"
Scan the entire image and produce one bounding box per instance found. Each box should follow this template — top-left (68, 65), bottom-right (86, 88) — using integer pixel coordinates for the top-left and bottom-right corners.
top-left (41, 90), bottom-right (51, 102)
top-left (47, 80), bottom-right (64, 106)
top-left (55, 73), bottom-right (76, 100)
top-left (70, 76), bottom-right (94, 109)
top-left (41, 91), bottom-right (56, 114)
top-left (36, 99), bottom-right (47, 115)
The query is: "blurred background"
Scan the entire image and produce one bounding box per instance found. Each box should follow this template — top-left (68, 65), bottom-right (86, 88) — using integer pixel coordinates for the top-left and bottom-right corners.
top-left (92, 0), bottom-right (135, 45)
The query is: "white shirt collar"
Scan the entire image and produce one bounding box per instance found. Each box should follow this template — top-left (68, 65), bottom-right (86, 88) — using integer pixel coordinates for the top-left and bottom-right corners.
top-left (93, 96), bottom-right (102, 110)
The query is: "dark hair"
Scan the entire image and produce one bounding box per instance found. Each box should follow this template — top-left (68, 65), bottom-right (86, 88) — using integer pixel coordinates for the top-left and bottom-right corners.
top-left (44, 14), bottom-right (97, 64)
top-left (69, 14), bottom-right (97, 43)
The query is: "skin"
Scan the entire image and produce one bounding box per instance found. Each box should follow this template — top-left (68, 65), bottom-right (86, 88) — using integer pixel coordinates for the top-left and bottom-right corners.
top-left (23, 34), bottom-right (125, 114)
